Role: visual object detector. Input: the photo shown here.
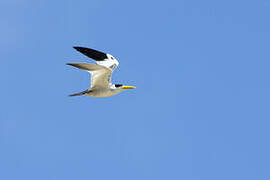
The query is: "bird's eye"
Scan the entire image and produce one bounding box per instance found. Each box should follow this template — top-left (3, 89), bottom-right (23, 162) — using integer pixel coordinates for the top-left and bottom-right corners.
top-left (111, 57), bottom-right (114, 60)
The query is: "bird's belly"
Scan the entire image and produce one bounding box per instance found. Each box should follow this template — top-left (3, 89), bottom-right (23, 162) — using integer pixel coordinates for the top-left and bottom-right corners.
top-left (85, 89), bottom-right (119, 97)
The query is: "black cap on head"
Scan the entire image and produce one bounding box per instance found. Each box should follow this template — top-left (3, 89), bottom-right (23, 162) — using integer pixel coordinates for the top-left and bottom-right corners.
top-left (115, 84), bottom-right (123, 88)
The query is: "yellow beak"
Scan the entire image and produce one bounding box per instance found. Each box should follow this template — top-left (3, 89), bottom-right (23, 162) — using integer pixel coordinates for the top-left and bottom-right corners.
top-left (122, 85), bottom-right (136, 89)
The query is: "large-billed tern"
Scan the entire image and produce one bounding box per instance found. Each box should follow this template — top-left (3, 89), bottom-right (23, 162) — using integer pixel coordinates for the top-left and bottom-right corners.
top-left (67, 47), bottom-right (136, 97)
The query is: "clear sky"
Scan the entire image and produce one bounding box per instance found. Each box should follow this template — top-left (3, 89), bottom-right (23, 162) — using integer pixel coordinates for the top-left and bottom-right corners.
top-left (1, 0), bottom-right (270, 179)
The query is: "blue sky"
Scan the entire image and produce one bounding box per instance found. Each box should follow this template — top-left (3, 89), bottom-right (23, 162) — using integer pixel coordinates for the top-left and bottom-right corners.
top-left (1, 0), bottom-right (270, 179)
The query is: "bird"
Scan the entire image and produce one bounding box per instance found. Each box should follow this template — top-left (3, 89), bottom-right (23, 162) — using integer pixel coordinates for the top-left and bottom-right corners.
top-left (67, 47), bottom-right (136, 97)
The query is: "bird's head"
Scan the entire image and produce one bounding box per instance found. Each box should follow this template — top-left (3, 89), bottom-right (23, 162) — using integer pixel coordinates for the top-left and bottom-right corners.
top-left (113, 84), bottom-right (136, 90)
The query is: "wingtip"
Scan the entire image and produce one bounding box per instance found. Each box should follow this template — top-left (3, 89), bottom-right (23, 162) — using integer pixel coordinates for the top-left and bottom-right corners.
top-left (68, 94), bottom-right (77, 97)
top-left (66, 63), bottom-right (78, 68)
top-left (73, 46), bottom-right (84, 51)
top-left (72, 46), bottom-right (107, 61)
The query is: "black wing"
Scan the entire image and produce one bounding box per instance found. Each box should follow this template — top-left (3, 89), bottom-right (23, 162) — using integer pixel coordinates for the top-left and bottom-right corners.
top-left (73, 46), bottom-right (107, 61)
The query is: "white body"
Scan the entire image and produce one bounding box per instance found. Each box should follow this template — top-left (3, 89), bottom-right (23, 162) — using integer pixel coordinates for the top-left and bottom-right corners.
top-left (67, 47), bottom-right (135, 97)
top-left (85, 87), bottom-right (124, 97)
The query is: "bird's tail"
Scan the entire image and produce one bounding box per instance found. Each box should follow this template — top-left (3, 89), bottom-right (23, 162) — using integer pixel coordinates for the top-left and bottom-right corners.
top-left (69, 89), bottom-right (90, 97)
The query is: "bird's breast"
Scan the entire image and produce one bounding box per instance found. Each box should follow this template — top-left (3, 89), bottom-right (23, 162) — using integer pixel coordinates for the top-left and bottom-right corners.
top-left (86, 88), bottom-right (123, 97)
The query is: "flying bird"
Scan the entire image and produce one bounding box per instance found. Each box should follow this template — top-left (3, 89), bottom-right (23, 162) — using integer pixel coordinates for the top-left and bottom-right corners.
top-left (67, 47), bottom-right (136, 97)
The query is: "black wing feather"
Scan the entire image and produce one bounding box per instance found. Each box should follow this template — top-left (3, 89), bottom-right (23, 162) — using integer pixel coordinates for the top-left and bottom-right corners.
top-left (73, 46), bottom-right (107, 61)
